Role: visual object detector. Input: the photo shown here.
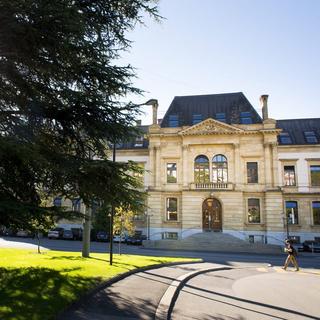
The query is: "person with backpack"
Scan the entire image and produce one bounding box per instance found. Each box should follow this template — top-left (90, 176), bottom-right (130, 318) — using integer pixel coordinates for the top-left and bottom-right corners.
top-left (282, 239), bottom-right (299, 271)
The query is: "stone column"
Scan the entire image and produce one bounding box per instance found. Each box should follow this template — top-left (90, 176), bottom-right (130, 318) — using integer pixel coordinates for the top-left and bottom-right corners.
top-left (148, 146), bottom-right (155, 188)
top-left (233, 143), bottom-right (240, 189)
top-left (155, 145), bottom-right (161, 188)
top-left (264, 142), bottom-right (272, 189)
top-left (182, 144), bottom-right (189, 188)
top-left (271, 142), bottom-right (279, 188)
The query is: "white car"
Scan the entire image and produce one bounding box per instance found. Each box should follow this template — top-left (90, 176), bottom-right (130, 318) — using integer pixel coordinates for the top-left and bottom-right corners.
top-left (113, 234), bottom-right (126, 243)
top-left (48, 228), bottom-right (64, 239)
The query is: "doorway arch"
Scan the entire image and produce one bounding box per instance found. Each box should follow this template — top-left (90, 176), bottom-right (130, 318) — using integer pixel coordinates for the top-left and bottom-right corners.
top-left (202, 198), bottom-right (222, 232)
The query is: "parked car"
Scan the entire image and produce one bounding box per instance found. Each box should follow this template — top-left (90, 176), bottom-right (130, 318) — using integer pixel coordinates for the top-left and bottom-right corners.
top-left (126, 235), bottom-right (144, 245)
top-left (113, 234), bottom-right (126, 243)
top-left (16, 230), bottom-right (31, 237)
top-left (298, 241), bottom-right (320, 253)
top-left (48, 227), bottom-right (64, 239)
top-left (62, 229), bottom-right (74, 240)
top-left (96, 231), bottom-right (109, 242)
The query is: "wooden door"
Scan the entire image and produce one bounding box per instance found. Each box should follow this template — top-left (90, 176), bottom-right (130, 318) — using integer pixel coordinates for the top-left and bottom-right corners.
top-left (202, 198), bottom-right (222, 231)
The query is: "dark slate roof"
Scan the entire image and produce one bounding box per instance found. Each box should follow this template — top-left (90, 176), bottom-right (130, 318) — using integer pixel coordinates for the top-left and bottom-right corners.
top-left (116, 125), bottom-right (149, 150)
top-left (160, 92), bottom-right (262, 127)
top-left (276, 118), bottom-right (320, 145)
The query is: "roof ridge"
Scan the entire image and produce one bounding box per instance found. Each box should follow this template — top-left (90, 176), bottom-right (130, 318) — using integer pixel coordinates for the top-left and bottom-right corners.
top-left (173, 92), bottom-right (243, 99)
top-left (277, 118), bottom-right (320, 121)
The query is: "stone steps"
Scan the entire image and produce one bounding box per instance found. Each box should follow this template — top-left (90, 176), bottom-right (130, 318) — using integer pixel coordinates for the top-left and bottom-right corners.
top-left (143, 232), bottom-right (282, 254)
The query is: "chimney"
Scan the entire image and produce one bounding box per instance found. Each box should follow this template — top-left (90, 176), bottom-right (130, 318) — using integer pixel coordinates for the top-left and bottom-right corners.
top-left (152, 103), bottom-right (158, 125)
top-left (260, 95), bottom-right (269, 120)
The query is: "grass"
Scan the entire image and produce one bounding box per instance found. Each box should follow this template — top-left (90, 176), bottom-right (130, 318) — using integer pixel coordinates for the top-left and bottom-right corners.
top-left (0, 248), bottom-right (197, 320)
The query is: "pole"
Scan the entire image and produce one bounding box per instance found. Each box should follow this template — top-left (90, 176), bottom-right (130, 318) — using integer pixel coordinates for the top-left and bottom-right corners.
top-left (109, 143), bottom-right (116, 265)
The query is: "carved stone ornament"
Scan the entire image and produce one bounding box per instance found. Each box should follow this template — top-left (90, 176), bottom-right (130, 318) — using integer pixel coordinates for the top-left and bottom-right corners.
top-left (179, 118), bottom-right (243, 136)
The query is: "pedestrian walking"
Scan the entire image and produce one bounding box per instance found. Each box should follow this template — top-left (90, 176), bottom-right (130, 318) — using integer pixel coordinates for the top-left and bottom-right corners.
top-left (282, 239), bottom-right (299, 271)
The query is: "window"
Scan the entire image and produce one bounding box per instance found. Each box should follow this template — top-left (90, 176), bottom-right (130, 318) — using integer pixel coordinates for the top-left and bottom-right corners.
top-left (194, 155), bottom-right (210, 183)
top-left (168, 114), bottom-right (179, 127)
top-left (247, 162), bottom-right (258, 183)
top-left (166, 198), bottom-right (178, 221)
top-left (134, 136), bottom-right (144, 147)
top-left (313, 201), bottom-right (320, 225)
top-left (72, 198), bottom-right (81, 212)
top-left (192, 114), bottom-right (202, 125)
top-left (240, 111), bottom-right (252, 124)
top-left (212, 154), bottom-right (228, 183)
top-left (304, 131), bottom-right (318, 144)
top-left (53, 197), bottom-right (62, 207)
top-left (248, 199), bottom-right (260, 223)
top-left (216, 113), bottom-right (226, 123)
top-left (310, 165), bottom-right (320, 186)
top-left (279, 132), bottom-right (293, 144)
top-left (286, 201), bottom-right (299, 225)
top-left (162, 232), bottom-right (178, 240)
top-left (167, 163), bottom-right (177, 183)
top-left (284, 166), bottom-right (296, 186)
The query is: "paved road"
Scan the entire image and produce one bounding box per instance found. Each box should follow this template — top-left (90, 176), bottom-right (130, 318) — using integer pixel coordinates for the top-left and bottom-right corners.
top-left (1, 236), bottom-right (320, 270)
top-left (172, 266), bottom-right (320, 320)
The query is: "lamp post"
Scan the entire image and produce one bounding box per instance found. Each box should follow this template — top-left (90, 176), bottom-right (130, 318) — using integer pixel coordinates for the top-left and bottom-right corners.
top-left (145, 211), bottom-right (153, 240)
top-left (282, 212), bottom-right (289, 239)
top-left (109, 143), bottom-right (116, 266)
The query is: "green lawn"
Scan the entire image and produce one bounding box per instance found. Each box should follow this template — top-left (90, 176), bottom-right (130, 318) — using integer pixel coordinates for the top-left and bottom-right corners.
top-left (0, 248), bottom-right (197, 320)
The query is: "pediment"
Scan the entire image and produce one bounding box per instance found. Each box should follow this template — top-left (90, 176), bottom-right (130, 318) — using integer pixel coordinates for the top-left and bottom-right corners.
top-left (179, 118), bottom-right (243, 136)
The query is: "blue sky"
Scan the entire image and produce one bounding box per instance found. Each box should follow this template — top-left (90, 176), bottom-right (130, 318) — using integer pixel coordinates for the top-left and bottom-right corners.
top-left (122, 0), bottom-right (320, 124)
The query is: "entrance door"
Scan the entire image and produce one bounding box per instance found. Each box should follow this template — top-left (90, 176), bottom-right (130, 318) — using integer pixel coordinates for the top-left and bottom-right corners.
top-left (202, 198), bottom-right (222, 231)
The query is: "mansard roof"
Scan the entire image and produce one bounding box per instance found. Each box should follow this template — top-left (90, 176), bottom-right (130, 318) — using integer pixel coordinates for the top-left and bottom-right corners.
top-left (160, 92), bottom-right (262, 127)
top-left (116, 125), bottom-right (149, 150)
top-left (277, 118), bottom-right (320, 145)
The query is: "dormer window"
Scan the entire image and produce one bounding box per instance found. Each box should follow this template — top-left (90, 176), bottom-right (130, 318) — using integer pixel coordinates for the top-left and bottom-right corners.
top-left (279, 132), bottom-right (293, 144)
top-left (192, 114), bottom-right (202, 125)
top-left (304, 131), bottom-right (318, 144)
top-left (169, 114), bottom-right (179, 127)
top-left (240, 112), bottom-right (252, 124)
top-left (216, 113), bottom-right (226, 123)
top-left (134, 136), bottom-right (144, 147)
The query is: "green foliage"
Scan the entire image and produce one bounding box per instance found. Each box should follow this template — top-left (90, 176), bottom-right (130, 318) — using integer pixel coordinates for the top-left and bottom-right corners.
top-left (0, 249), bottom-right (197, 320)
top-left (0, 0), bottom-right (158, 229)
top-left (114, 206), bottom-right (136, 236)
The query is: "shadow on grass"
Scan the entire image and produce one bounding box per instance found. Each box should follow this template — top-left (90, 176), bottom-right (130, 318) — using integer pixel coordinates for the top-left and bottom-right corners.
top-left (0, 267), bottom-right (100, 320)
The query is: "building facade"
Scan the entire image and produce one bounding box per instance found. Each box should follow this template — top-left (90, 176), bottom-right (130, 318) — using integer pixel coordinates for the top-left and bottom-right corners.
top-left (117, 92), bottom-right (320, 245)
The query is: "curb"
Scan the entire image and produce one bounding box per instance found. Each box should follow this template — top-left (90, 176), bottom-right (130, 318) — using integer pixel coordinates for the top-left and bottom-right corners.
top-left (55, 259), bottom-right (202, 319)
top-left (155, 266), bottom-right (232, 320)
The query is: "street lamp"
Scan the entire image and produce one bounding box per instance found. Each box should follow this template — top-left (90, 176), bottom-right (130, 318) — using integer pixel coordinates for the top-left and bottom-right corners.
top-left (281, 212), bottom-right (289, 239)
top-left (145, 210), bottom-right (153, 240)
top-left (109, 143), bottom-right (116, 266)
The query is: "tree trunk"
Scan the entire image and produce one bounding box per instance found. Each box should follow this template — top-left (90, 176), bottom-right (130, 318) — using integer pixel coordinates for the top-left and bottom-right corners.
top-left (82, 206), bottom-right (91, 257)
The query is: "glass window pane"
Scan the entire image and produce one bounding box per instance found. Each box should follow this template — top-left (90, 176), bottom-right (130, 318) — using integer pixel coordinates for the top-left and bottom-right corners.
top-left (248, 198), bottom-right (260, 223)
top-left (192, 114), bottom-right (202, 125)
top-left (279, 132), bottom-right (293, 144)
top-left (169, 115), bottom-right (179, 127)
top-left (286, 201), bottom-right (299, 224)
top-left (313, 201), bottom-right (320, 225)
top-left (311, 165), bottom-right (320, 186)
top-left (167, 163), bottom-right (177, 183)
top-left (304, 131), bottom-right (318, 143)
top-left (195, 155), bottom-right (210, 183)
top-left (166, 198), bottom-right (178, 221)
top-left (247, 162), bottom-right (258, 183)
top-left (284, 166), bottom-right (296, 186)
top-left (212, 155), bottom-right (228, 183)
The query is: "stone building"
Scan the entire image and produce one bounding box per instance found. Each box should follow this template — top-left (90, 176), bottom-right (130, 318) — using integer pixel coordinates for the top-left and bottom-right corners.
top-left (116, 92), bottom-right (320, 245)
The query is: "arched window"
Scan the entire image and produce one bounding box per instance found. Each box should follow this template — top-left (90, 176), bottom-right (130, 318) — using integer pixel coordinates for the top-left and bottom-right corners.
top-left (212, 154), bottom-right (228, 183)
top-left (194, 155), bottom-right (210, 183)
